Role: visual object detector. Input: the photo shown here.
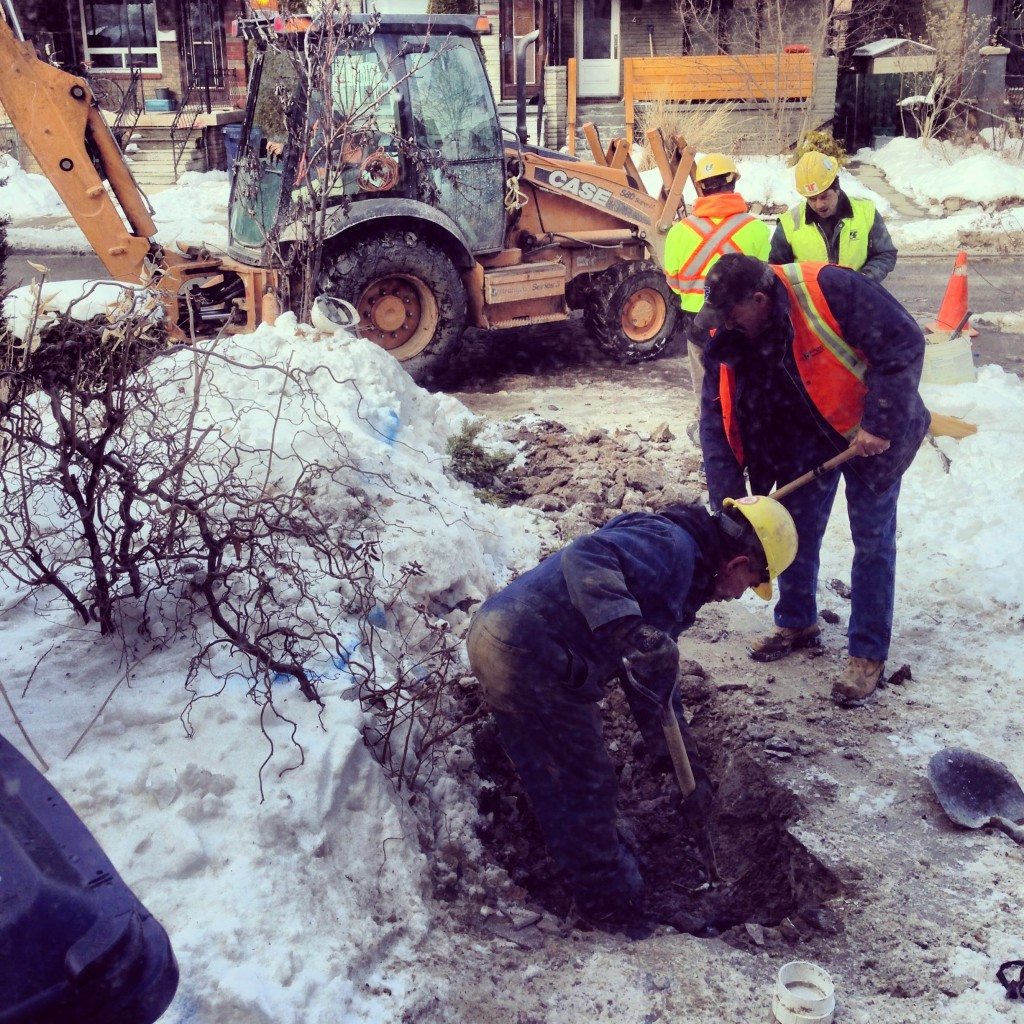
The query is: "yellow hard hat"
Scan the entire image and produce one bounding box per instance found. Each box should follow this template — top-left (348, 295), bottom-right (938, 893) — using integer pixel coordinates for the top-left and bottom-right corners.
top-left (794, 150), bottom-right (839, 198)
top-left (723, 495), bottom-right (798, 600)
top-left (694, 153), bottom-right (739, 184)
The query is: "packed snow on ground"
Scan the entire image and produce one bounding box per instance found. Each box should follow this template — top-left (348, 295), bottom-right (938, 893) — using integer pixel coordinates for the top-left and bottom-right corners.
top-left (0, 315), bottom-right (547, 1024)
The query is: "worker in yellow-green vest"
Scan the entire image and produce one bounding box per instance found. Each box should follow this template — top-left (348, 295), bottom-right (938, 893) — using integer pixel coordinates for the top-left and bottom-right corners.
top-left (663, 154), bottom-right (770, 430)
top-left (769, 150), bottom-right (897, 284)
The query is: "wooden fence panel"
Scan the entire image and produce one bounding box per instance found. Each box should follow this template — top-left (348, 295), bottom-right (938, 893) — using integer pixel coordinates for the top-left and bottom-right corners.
top-left (624, 53), bottom-right (816, 139)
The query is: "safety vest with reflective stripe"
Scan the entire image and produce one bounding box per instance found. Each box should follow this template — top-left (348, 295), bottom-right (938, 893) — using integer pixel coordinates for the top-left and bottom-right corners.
top-left (664, 193), bottom-right (770, 312)
top-left (719, 262), bottom-right (868, 467)
top-left (779, 196), bottom-right (875, 270)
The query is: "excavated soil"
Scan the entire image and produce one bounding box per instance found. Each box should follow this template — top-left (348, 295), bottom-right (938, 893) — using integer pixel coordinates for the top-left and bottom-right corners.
top-left (469, 676), bottom-right (843, 942)
top-left (442, 420), bottom-right (842, 947)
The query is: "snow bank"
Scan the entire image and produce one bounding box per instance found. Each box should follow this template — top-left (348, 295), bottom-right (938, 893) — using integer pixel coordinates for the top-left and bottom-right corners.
top-left (0, 317), bottom-right (547, 1023)
top-left (863, 137), bottom-right (1024, 209)
top-left (640, 153), bottom-right (893, 217)
top-left (814, 363), bottom-right (1024, 677)
top-left (0, 153), bottom-right (65, 219)
top-left (0, 165), bottom-right (231, 254)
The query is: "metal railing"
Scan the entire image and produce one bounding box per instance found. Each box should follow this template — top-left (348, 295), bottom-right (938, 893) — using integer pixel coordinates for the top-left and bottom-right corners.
top-left (171, 66), bottom-right (213, 180)
top-left (112, 67), bottom-right (144, 151)
top-left (1007, 87), bottom-right (1024, 128)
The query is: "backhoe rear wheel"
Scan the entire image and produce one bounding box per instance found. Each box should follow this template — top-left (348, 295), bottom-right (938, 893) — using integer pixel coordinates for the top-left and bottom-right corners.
top-left (584, 260), bottom-right (680, 364)
top-left (318, 231), bottom-right (467, 388)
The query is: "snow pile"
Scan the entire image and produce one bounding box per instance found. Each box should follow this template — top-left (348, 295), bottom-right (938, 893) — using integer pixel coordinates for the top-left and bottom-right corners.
top-left (149, 170), bottom-right (231, 251)
top-left (640, 153), bottom-right (893, 217)
top-left (0, 166), bottom-right (231, 254)
top-left (0, 153), bottom-right (66, 218)
top-left (863, 136), bottom-right (1024, 209)
top-left (736, 155), bottom-right (894, 217)
top-left (0, 317), bottom-right (546, 1023)
top-left (813, 363), bottom-right (1024, 677)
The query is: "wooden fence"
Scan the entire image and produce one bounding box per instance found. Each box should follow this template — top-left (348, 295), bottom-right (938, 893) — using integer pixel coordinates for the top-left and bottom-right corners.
top-left (623, 52), bottom-right (816, 140)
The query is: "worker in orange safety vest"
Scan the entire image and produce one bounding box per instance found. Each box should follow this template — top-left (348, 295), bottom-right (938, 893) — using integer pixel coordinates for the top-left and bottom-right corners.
top-left (663, 153), bottom-right (770, 430)
top-left (694, 253), bottom-right (929, 706)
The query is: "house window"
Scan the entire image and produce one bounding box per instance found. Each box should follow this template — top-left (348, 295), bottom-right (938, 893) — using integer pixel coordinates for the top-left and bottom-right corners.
top-left (81, 0), bottom-right (160, 70)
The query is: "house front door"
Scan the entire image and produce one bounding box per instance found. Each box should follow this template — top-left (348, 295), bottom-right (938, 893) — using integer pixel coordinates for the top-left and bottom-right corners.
top-left (575, 0), bottom-right (620, 98)
top-left (500, 0), bottom-right (543, 101)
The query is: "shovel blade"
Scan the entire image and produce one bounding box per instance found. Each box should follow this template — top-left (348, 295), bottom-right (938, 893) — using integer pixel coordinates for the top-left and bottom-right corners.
top-left (928, 747), bottom-right (1024, 830)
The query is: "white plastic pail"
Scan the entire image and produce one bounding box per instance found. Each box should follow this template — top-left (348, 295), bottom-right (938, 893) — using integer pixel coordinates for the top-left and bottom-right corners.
top-left (921, 334), bottom-right (976, 385)
top-left (771, 961), bottom-right (836, 1024)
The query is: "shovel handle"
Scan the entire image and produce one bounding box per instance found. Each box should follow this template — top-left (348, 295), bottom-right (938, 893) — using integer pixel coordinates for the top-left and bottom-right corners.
top-left (992, 816), bottom-right (1024, 847)
top-left (659, 705), bottom-right (696, 798)
top-left (770, 446), bottom-right (859, 502)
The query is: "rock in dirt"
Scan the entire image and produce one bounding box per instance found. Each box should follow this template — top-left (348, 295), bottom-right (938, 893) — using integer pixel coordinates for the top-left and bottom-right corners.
top-left (821, 608), bottom-right (840, 624)
top-left (828, 578), bottom-right (852, 600)
top-left (485, 916), bottom-right (546, 950)
top-left (886, 664), bottom-right (913, 686)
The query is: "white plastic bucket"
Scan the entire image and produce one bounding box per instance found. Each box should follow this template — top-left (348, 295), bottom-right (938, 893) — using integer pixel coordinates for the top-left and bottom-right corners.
top-left (921, 334), bottom-right (976, 385)
top-left (771, 961), bottom-right (836, 1024)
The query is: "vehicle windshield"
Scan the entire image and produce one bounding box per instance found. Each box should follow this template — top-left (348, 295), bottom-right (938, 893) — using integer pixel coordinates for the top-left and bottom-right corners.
top-left (229, 38), bottom-right (399, 252)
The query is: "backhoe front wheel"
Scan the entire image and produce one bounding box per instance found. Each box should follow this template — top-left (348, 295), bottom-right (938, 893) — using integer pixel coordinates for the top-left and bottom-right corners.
top-left (584, 260), bottom-right (680, 364)
top-left (318, 231), bottom-right (467, 387)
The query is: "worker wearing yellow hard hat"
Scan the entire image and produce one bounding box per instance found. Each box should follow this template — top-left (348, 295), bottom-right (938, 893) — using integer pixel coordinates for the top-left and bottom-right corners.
top-left (466, 495), bottom-right (796, 935)
top-left (721, 495), bottom-right (798, 600)
top-left (664, 152), bottom-right (770, 443)
top-left (769, 150), bottom-right (897, 283)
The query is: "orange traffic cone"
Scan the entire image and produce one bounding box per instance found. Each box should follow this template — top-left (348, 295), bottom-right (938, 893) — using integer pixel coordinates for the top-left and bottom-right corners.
top-left (925, 250), bottom-right (978, 336)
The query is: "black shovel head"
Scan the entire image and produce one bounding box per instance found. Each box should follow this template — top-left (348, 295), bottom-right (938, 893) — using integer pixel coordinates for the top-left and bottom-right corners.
top-left (927, 747), bottom-right (1024, 830)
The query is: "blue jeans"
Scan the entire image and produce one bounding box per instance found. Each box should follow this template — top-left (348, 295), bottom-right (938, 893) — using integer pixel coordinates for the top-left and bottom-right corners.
top-left (774, 465), bottom-right (900, 662)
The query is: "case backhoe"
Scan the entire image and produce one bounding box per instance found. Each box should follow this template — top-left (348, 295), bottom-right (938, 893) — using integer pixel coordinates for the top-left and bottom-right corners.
top-left (0, 2), bottom-right (696, 385)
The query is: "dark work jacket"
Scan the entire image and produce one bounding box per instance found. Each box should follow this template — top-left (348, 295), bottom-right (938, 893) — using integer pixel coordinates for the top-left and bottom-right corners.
top-left (699, 264), bottom-right (929, 509)
top-left (473, 509), bottom-right (719, 686)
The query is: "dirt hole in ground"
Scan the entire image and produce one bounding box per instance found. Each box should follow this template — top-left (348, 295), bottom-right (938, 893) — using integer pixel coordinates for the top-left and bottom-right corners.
top-left (470, 679), bottom-right (842, 940)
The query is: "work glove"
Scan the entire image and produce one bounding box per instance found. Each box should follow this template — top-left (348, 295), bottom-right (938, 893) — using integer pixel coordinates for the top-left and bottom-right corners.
top-left (620, 623), bottom-right (680, 705)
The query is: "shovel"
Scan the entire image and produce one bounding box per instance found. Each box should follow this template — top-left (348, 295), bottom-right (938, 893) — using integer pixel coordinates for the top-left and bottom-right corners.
top-left (927, 747), bottom-right (1024, 846)
top-left (621, 658), bottom-right (721, 882)
top-left (770, 445), bottom-right (859, 501)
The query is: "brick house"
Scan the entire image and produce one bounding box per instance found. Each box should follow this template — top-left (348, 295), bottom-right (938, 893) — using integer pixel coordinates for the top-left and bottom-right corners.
top-left (4, 0), bottom-right (247, 183)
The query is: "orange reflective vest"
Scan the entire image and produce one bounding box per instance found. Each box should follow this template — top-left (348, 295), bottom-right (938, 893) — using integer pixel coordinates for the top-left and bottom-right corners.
top-left (719, 262), bottom-right (869, 466)
top-left (664, 193), bottom-right (769, 313)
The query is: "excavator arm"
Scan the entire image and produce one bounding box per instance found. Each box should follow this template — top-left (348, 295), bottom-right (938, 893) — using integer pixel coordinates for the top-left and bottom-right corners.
top-left (0, 0), bottom-right (279, 338)
top-left (0, 0), bottom-right (159, 283)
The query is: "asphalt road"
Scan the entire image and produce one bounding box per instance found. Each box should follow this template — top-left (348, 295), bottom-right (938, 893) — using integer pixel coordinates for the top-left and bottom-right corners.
top-left (7, 250), bottom-right (1023, 383)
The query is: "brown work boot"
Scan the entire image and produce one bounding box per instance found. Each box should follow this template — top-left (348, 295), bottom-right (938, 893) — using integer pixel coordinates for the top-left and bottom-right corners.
top-left (748, 624), bottom-right (822, 663)
top-left (832, 656), bottom-right (885, 706)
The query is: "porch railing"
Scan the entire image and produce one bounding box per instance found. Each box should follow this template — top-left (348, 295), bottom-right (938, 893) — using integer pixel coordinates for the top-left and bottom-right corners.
top-left (171, 67), bottom-right (213, 180)
top-left (112, 66), bottom-right (144, 150)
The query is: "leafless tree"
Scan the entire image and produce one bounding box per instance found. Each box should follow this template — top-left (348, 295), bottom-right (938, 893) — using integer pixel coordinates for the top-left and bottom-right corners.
top-left (233, 0), bottom-right (464, 322)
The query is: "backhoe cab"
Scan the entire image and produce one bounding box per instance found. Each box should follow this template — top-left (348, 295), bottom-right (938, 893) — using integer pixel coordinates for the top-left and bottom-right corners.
top-left (229, 12), bottom-right (697, 384)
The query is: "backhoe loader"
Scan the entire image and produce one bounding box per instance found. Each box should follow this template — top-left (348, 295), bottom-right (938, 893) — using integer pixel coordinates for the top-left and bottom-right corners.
top-left (0, 2), bottom-right (697, 386)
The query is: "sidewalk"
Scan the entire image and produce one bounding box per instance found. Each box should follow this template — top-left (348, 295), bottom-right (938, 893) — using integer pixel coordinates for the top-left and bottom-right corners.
top-left (846, 158), bottom-right (930, 219)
